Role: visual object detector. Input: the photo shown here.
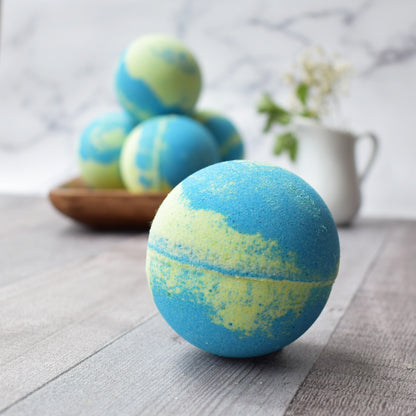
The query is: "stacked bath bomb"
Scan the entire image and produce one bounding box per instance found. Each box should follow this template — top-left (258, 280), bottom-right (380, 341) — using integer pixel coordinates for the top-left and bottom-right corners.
top-left (77, 34), bottom-right (244, 191)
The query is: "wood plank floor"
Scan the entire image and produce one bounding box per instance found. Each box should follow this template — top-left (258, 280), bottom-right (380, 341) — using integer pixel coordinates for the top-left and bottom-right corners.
top-left (285, 221), bottom-right (416, 416)
top-left (0, 195), bottom-right (414, 415)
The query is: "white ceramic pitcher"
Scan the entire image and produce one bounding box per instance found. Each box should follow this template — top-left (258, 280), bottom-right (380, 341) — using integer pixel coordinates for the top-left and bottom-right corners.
top-left (293, 119), bottom-right (379, 225)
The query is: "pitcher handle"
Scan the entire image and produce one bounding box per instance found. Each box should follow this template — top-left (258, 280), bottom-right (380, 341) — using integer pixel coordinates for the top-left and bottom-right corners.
top-left (357, 132), bottom-right (379, 183)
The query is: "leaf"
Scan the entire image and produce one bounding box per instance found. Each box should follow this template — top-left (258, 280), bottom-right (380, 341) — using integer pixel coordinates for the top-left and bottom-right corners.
top-left (257, 93), bottom-right (292, 131)
top-left (272, 108), bottom-right (292, 126)
top-left (273, 131), bottom-right (298, 161)
top-left (264, 115), bottom-right (275, 133)
top-left (257, 93), bottom-right (275, 113)
top-left (296, 82), bottom-right (309, 106)
top-left (300, 109), bottom-right (318, 119)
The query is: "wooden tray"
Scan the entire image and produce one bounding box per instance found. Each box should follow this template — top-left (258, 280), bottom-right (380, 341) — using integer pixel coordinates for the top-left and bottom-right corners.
top-left (48, 177), bottom-right (168, 229)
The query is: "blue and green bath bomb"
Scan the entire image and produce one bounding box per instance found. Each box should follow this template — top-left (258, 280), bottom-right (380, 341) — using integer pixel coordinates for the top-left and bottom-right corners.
top-left (115, 34), bottom-right (202, 122)
top-left (146, 161), bottom-right (340, 358)
top-left (120, 115), bottom-right (220, 192)
top-left (77, 111), bottom-right (136, 189)
top-left (193, 110), bottom-right (244, 161)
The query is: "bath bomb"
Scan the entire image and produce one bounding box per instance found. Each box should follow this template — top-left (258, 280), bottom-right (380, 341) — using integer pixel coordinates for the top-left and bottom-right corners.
top-left (120, 115), bottom-right (220, 192)
top-left (77, 111), bottom-right (137, 189)
top-left (146, 160), bottom-right (340, 358)
top-left (194, 110), bottom-right (245, 161)
top-left (115, 34), bottom-right (202, 122)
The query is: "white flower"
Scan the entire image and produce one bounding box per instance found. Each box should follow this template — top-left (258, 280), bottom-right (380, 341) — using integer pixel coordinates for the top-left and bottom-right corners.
top-left (283, 46), bottom-right (353, 120)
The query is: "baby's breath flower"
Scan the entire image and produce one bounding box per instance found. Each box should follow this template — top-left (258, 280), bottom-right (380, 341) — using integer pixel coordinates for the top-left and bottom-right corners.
top-left (286, 46), bottom-right (352, 119)
top-left (257, 46), bottom-right (352, 160)
top-left (283, 72), bottom-right (295, 86)
top-left (287, 93), bottom-right (303, 114)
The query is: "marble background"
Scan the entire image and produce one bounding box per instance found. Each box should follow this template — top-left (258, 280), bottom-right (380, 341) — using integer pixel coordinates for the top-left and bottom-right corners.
top-left (0, 0), bottom-right (415, 218)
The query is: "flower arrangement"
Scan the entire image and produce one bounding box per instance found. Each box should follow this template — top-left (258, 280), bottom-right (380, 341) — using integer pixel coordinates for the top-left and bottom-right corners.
top-left (257, 47), bottom-right (352, 161)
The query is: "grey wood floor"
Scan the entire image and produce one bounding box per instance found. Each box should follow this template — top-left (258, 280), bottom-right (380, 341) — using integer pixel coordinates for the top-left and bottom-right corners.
top-left (1, 195), bottom-right (415, 415)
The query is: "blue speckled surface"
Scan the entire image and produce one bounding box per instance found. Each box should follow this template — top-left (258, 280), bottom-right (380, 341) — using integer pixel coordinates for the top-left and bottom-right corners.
top-left (179, 161), bottom-right (339, 280)
top-left (194, 111), bottom-right (244, 161)
top-left (149, 256), bottom-right (332, 357)
top-left (146, 161), bottom-right (340, 357)
top-left (120, 115), bottom-right (220, 192)
top-left (79, 111), bottom-right (136, 164)
top-left (115, 34), bottom-right (202, 122)
top-left (115, 53), bottom-right (186, 123)
top-left (77, 111), bottom-right (137, 188)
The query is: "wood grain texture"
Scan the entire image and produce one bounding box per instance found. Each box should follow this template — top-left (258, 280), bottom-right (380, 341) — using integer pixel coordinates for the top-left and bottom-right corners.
top-left (284, 221), bottom-right (416, 416)
top-left (48, 177), bottom-right (167, 228)
top-left (0, 195), bottom-right (144, 288)
top-left (0, 236), bottom-right (157, 411)
top-left (0, 195), bottom-right (158, 412)
top-left (0, 213), bottom-right (391, 416)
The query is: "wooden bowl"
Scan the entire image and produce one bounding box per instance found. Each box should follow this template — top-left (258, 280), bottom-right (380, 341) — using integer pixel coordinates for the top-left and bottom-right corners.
top-left (48, 177), bottom-right (168, 229)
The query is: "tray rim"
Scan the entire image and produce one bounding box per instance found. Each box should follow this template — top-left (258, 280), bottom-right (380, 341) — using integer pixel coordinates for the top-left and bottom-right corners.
top-left (48, 177), bottom-right (169, 228)
top-left (48, 177), bottom-right (169, 199)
